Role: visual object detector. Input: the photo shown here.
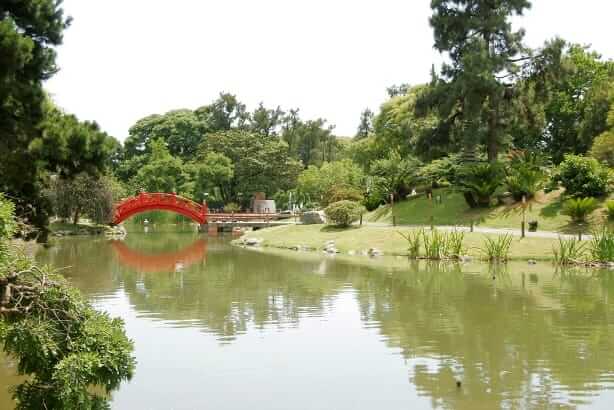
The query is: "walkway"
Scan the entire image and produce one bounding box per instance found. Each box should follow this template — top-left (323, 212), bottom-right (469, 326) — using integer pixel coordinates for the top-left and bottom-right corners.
top-left (362, 222), bottom-right (589, 240)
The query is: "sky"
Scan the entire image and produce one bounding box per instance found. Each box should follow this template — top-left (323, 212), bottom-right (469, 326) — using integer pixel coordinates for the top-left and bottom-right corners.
top-left (45, 0), bottom-right (614, 141)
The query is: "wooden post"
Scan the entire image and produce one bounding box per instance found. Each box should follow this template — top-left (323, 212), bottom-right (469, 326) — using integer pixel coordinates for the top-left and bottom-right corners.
top-left (360, 214), bottom-right (363, 226)
top-left (390, 192), bottom-right (394, 227)
top-left (521, 195), bottom-right (526, 239)
top-left (470, 220), bottom-right (474, 232)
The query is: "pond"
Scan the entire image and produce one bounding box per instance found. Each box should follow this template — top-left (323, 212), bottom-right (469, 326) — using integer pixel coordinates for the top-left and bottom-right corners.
top-left (2, 227), bottom-right (614, 409)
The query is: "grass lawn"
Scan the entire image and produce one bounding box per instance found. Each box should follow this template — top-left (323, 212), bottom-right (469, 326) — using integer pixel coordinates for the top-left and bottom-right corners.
top-left (366, 188), bottom-right (613, 234)
top-left (241, 224), bottom-right (563, 261)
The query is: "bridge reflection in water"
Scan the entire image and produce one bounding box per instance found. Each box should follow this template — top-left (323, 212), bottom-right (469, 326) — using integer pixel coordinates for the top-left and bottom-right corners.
top-left (110, 238), bottom-right (207, 273)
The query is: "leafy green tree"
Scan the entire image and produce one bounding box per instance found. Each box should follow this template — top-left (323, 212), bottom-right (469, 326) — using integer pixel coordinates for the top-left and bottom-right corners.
top-left (537, 45), bottom-right (614, 162)
top-left (131, 139), bottom-right (188, 194)
top-left (195, 92), bottom-right (249, 132)
top-left (124, 109), bottom-right (205, 160)
top-left (281, 112), bottom-right (339, 166)
top-left (46, 173), bottom-right (123, 224)
top-left (250, 103), bottom-right (284, 137)
top-left (297, 160), bottom-right (364, 206)
top-left (0, 195), bottom-right (135, 409)
top-left (200, 130), bottom-right (302, 202)
top-left (426, 0), bottom-right (531, 162)
top-left (191, 152), bottom-right (234, 203)
top-left (374, 85), bottom-right (444, 160)
top-left (355, 108), bottom-right (374, 139)
top-left (590, 103), bottom-right (614, 166)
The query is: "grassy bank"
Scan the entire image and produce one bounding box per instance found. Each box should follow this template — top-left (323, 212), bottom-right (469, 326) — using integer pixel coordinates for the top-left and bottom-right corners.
top-left (240, 224), bottom-right (562, 261)
top-left (50, 220), bottom-right (110, 236)
top-left (366, 188), bottom-right (612, 233)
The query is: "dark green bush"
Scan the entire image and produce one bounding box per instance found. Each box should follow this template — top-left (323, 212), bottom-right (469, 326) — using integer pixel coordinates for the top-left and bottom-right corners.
top-left (324, 200), bottom-right (365, 227)
top-left (505, 150), bottom-right (547, 200)
top-left (363, 193), bottom-right (384, 211)
top-left (457, 162), bottom-right (504, 208)
top-left (552, 155), bottom-right (610, 197)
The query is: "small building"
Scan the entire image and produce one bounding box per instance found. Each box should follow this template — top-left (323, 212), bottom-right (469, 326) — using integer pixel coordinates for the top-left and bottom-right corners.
top-left (253, 199), bottom-right (276, 214)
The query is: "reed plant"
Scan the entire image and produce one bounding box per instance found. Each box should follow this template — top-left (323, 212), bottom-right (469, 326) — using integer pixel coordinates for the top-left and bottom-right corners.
top-left (446, 230), bottom-right (465, 258)
top-left (481, 234), bottom-right (513, 262)
top-left (423, 229), bottom-right (447, 260)
top-left (589, 228), bottom-right (614, 263)
top-left (398, 229), bottom-right (423, 258)
top-left (552, 237), bottom-right (587, 265)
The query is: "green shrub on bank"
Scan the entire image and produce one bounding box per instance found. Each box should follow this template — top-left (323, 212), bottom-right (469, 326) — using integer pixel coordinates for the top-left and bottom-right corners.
top-left (589, 228), bottom-right (614, 263)
top-left (324, 200), bottom-right (365, 227)
top-left (562, 197), bottom-right (598, 223)
top-left (606, 200), bottom-right (614, 219)
top-left (458, 162), bottom-right (504, 208)
top-left (505, 150), bottom-right (547, 200)
top-left (398, 229), bottom-right (465, 260)
top-left (553, 237), bottom-right (587, 265)
top-left (552, 155), bottom-right (610, 197)
top-left (481, 234), bottom-right (513, 262)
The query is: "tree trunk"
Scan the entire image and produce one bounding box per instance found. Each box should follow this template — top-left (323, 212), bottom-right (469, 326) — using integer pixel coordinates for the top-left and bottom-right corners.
top-left (73, 208), bottom-right (80, 225)
top-left (487, 110), bottom-right (498, 163)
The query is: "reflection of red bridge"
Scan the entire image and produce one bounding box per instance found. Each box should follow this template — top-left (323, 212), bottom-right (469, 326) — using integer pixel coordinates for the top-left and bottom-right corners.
top-left (113, 192), bottom-right (280, 225)
top-left (111, 239), bottom-right (207, 273)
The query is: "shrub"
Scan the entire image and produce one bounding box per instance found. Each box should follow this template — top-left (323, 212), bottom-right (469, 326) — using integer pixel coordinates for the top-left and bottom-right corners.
top-left (324, 200), bottom-right (365, 227)
top-left (458, 162), bottom-right (504, 208)
top-left (552, 237), bottom-right (587, 265)
top-left (553, 154), bottom-right (610, 197)
top-left (223, 202), bottom-right (240, 213)
top-left (606, 200), bottom-right (614, 219)
top-left (562, 197), bottom-right (598, 223)
top-left (363, 193), bottom-right (384, 211)
top-left (504, 150), bottom-right (548, 200)
top-left (481, 234), bottom-right (513, 262)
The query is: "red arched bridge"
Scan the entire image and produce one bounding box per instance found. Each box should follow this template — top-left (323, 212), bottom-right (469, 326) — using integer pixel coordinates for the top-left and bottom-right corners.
top-left (113, 192), bottom-right (279, 225)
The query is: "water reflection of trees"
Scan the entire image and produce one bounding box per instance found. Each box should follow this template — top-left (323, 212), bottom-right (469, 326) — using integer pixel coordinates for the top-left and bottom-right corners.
top-left (346, 262), bottom-right (614, 409)
top-left (36, 238), bottom-right (614, 407)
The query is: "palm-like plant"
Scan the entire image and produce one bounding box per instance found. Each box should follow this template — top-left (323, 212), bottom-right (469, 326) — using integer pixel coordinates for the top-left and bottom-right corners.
top-left (562, 197), bottom-right (598, 223)
top-left (458, 162), bottom-right (504, 208)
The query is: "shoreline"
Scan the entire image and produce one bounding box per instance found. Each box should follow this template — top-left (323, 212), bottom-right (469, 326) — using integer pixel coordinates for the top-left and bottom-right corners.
top-left (234, 224), bottom-right (566, 262)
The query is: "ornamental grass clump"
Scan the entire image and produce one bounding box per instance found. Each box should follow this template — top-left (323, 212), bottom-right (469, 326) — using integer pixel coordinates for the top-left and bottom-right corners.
top-left (606, 200), bottom-right (614, 219)
top-left (588, 228), bottom-right (614, 263)
top-left (423, 229), bottom-right (447, 260)
top-left (446, 230), bottom-right (465, 258)
top-left (552, 237), bottom-right (587, 265)
top-left (398, 229), bottom-right (422, 258)
top-left (562, 197), bottom-right (598, 223)
top-left (481, 234), bottom-right (513, 262)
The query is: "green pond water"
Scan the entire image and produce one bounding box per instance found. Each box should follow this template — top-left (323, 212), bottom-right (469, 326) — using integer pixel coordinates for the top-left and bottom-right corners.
top-left (3, 226), bottom-right (614, 409)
